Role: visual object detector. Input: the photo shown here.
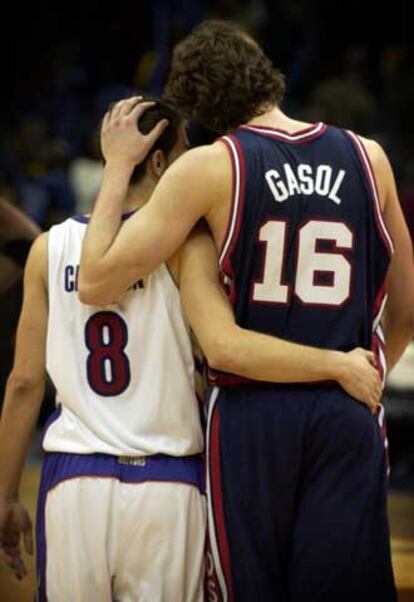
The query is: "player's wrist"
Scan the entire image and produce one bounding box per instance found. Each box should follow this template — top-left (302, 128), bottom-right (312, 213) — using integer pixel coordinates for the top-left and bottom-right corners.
top-left (103, 159), bottom-right (136, 179)
top-left (98, 162), bottom-right (135, 202)
top-left (326, 350), bottom-right (348, 382)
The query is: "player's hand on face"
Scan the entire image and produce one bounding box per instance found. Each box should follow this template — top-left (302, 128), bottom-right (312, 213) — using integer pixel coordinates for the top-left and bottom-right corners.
top-left (339, 348), bottom-right (382, 412)
top-left (101, 97), bottom-right (169, 168)
top-left (0, 500), bottom-right (33, 580)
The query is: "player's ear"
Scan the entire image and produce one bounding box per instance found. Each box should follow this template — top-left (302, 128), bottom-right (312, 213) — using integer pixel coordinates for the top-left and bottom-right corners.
top-left (149, 149), bottom-right (167, 180)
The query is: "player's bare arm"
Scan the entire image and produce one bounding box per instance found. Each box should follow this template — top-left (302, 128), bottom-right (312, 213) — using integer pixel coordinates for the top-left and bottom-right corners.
top-left (0, 197), bottom-right (40, 244)
top-left (0, 197), bottom-right (41, 294)
top-left (363, 138), bottom-right (414, 371)
top-left (79, 98), bottom-right (230, 305)
top-left (179, 224), bottom-right (382, 411)
top-left (0, 233), bottom-right (48, 579)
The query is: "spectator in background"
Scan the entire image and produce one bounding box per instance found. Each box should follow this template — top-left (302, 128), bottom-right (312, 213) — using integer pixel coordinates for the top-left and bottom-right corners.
top-left (12, 116), bottom-right (76, 228)
top-left (305, 77), bottom-right (379, 136)
top-left (304, 45), bottom-right (382, 138)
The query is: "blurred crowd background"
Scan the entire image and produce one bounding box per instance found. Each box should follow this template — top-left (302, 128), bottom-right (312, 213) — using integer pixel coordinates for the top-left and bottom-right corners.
top-left (0, 0), bottom-right (413, 490)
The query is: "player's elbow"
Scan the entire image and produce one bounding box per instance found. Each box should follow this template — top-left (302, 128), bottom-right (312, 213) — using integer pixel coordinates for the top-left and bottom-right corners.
top-left (385, 305), bottom-right (414, 351)
top-left (7, 370), bottom-right (45, 398)
top-left (78, 276), bottom-right (111, 306)
top-left (394, 306), bottom-right (414, 337)
top-left (204, 331), bottom-right (237, 373)
top-left (78, 283), bottom-right (101, 306)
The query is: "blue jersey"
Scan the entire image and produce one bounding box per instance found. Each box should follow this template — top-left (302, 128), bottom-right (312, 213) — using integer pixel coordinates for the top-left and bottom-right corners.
top-left (212, 122), bottom-right (393, 386)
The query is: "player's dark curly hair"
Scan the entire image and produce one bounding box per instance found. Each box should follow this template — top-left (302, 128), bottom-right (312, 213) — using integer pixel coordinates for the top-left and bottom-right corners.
top-left (130, 96), bottom-right (183, 184)
top-left (165, 20), bottom-right (285, 134)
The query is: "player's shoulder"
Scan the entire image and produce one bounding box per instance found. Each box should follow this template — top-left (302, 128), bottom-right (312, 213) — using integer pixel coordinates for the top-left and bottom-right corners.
top-left (30, 231), bottom-right (48, 256)
top-left (165, 141), bottom-right (230, 184)
top-left (350, 133), bottom-right (395, 210)
top-left (353, 133), bottom-right (389, 171)
top-left (175, 141), bottom-right (228, 166)
top-left (25, 232), bottom-right (48, 281)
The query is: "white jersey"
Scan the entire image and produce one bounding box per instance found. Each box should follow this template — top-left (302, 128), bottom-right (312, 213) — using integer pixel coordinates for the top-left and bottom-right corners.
top-left (44, 215), bottom-right (204, 457)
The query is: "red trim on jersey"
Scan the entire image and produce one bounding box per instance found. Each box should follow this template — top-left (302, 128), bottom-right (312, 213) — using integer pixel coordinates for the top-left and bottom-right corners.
top-left (344, 131), bottom-right (394, 257)
top-left (371, 265), bottom-right (389, 379)
top-left (345, 131), bottom-right (392, 383)
top-left (205, 534), bottom-right (225, 602)
top-left (372, 330), bottom-right (386, 383)
top-left (373, 278), bottom-right (388, 323)
top-left (208, 368), bottom-right (251, 386)
top-left (240, 122), bottom-right (327, 144)
top-left (204, 136), bottom-right (246, 385)
top-left (209, 404), bottom-right (235, 601)
top-left (217, 137), bottom-right (237, 264)
top-left (376, 403), bottom-right (391, 477)
top-left (218, 135), bottom-right (246, 288)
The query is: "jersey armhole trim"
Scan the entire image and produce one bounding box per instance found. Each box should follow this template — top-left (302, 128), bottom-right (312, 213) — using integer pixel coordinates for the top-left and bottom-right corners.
top-left (71, 210), bottom-right (137, 224)
top-left (217, 135), bottom-right (246, 276)
top-left (345, 131), bottom-right (394, 256)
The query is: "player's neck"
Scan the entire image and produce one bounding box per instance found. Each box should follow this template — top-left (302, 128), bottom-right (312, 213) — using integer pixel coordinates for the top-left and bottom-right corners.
top-left (246, 106), bottom-right (313, 133)
top-left (123, 179), bottom-right (155, 212)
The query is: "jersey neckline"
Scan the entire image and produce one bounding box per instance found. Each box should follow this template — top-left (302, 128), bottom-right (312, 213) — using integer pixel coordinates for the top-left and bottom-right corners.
top-left (71, 209), bottom-right (136, 224)
top-left (239, 121), bottom-right (327, 143)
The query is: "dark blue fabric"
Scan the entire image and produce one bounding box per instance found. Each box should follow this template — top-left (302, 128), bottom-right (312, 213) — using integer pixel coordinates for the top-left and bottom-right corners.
top-left (224, 126), bottom-right (390, 355)
top-left (213, 384), bottom-right (397, 602)
top-left (38, 451), bottom-right (204, 491)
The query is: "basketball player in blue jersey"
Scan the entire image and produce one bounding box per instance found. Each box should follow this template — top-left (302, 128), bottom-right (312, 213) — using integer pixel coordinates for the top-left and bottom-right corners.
top-left (79, 21), bottom-right (414, 602)
top-left (0, 98), bottom-right (380, 601)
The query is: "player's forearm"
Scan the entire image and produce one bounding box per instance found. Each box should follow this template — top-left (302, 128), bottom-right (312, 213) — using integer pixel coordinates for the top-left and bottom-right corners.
top-left (206, 324), bottom-right (344, 383)
top-left (0, 197), bottom-right (40, 242)
top-left (0, 375), bottom-right (45, 500)
top-left (79, 162), bottom-right (133, 304)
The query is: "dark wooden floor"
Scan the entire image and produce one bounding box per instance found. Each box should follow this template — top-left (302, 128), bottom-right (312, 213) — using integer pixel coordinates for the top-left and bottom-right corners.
top-left (389, 492), bottom-right (414, 600)
top-left (1, 467), bottom-right (413, 601)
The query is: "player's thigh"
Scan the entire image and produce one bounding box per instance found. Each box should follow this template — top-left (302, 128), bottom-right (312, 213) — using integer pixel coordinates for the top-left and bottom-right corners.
top-left (290, 481), bottom-right (396, 602)
top-left (114, 482), bottom-right (206, 602)
top-left (290, 394), bottom-right (396, 601)
top-left (40, 477), bottom-right (114, 602)
top-left (207, 386), bottom-right (306, 602)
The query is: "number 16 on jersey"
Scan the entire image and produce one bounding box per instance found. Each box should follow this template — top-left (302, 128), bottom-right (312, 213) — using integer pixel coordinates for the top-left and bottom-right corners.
top-left (252, 219), bottom-right (354, 307)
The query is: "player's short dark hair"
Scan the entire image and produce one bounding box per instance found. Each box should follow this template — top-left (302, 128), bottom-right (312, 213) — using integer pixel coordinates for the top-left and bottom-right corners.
top-left (165, 20), bottom-right (285, 134)
top-left (130, 96), bottom-right (183, 185)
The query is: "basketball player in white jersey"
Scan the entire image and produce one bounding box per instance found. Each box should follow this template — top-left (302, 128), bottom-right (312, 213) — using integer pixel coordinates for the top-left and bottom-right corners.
top-left (0, 97), bottom-right (381, 601)
top-left (0, 98), bottom-right (207, 602)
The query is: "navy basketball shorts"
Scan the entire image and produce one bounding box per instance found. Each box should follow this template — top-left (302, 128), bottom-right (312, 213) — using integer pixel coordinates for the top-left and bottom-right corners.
top-left (205, 384), bottom-right (397, 602)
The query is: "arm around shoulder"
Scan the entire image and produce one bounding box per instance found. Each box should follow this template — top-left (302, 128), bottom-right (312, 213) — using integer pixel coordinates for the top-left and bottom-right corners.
top-left (79, 144), bottom-right (223, 305)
